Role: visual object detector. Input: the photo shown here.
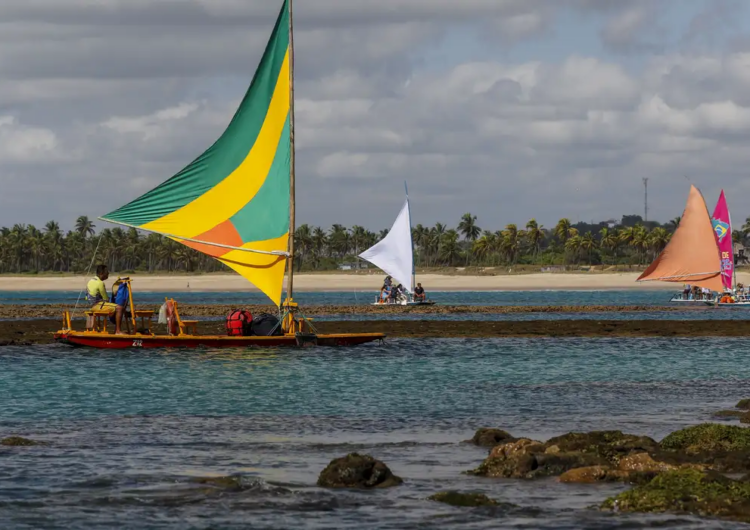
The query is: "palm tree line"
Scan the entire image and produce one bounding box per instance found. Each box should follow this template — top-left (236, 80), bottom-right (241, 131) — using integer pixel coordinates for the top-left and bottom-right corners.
top-left (0, 213), bottom-right (745, 274)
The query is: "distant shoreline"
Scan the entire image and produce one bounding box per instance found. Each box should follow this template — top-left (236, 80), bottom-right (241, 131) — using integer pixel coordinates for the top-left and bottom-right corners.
top-left (0, 272), bottom-right (733, 292)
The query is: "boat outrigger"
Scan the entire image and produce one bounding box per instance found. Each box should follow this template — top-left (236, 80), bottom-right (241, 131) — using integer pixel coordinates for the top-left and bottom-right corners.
top-left (357, 184), bottom-right (435, 306)
top-left (55, 0), bottom-right (385, 349)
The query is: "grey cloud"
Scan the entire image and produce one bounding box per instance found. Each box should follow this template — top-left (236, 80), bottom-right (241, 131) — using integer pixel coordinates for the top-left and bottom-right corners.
top-left (0, 0), bottom-right (749, 232)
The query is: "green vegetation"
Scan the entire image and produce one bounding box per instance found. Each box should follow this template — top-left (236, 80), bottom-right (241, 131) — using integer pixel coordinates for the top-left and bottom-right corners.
top-left (1, 212), bottom-right (746, 274)
top-left (602, 469), bottom-right (750, 522)
top-left (659, 424), bottom-right (750, 454)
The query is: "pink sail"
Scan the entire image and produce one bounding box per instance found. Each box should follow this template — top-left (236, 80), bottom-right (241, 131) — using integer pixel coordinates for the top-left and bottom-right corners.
top-left (711, 189), bottom-right (734, 290)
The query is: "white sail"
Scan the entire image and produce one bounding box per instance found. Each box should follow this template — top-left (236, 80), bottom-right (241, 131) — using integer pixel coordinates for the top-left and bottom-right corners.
top-left (359, 199), bottom-right (414, 292)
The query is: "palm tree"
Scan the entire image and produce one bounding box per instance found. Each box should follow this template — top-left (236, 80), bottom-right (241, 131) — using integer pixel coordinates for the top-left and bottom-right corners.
top-left (648, 227), bottom-right (670, 259)
top-left (458, 213), bottom-right (481, 242)
top-left (581, 232), bottom-right (597, 263)
top-left (311, 227), bottom-right (327, 269)
top-left (599, 227), bottom-right (619, 265)
top-left (501, 224), bottom-right (520, 264)
top-left (525, 219), bottom-right (544, 257)
top-left (75, 216), bottom-right (95, 238)
top-left (555, 218), bottom-right (571, 246)
top-left (349, 225), bottom-right (368, 256)
top-left (565, 235), bottom-right (582, 264)
top-left (295, 224), bottom-right (313, 271)
top-left (328, 224), bottom-right (349, 257)
top-left (472, 232), bottom-right (495, 265)
top-left (439, 230), bottom-right (462, 266)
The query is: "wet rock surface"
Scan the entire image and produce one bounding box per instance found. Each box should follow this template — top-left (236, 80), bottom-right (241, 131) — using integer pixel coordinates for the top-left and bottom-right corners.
top-left (428, 491), bottom-right (501, 507)
top-left (7, 318), bottom-right (750, 345)
top-left (467, 428), bottom-right (515, 447)
top-left (470, 430), bottom-right (663, 480)
top-left (1, 436), bottom-right (42, 446)
top-left (0, 303), bottom-right (685, 320)
top-left (317, 453), bottom-right (403, 489)
top-left (602, 468), bottom-right (750, 523)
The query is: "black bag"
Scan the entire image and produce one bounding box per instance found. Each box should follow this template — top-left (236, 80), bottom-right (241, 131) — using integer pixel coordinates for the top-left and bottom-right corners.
top-left (251, 313), bottom-right (282, 336)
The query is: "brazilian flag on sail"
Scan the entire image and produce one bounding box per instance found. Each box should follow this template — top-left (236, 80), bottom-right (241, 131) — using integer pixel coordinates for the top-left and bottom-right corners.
top-left (102, 1), bottom-right (291, 305)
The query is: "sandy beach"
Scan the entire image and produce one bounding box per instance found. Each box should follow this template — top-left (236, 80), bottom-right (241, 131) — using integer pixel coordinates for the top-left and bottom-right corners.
top-left (0, 272), bottom-right (744, 292)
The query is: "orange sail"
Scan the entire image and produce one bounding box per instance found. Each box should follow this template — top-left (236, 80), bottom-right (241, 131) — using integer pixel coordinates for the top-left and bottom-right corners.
top-left (637, 184), bottom-right (722, 291)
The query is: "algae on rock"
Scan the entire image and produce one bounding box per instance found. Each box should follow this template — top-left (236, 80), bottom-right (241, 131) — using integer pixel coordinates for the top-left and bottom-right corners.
top-left (602, 468), bottom-right (750, 523)
top-left (1, 436), bottom-right (42, 446)
top-left (659, 423), bottom-right (750, 454)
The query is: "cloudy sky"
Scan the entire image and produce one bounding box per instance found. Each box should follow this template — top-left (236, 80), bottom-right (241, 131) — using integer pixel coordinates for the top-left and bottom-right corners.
top-left (2, 0), bottom-right (750, 233)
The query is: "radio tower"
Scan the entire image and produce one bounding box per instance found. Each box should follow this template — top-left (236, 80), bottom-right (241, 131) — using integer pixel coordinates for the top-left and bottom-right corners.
top-left (642, 178), bottom-right (649, 223)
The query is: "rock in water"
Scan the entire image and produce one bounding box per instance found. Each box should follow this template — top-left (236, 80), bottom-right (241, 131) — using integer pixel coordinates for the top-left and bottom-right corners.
top-left (317, 453), bottom-right (403, 489)
top-left (1, 436), bottom-right (41, 446)
top-left (543, 430), bottom-right (658, 465)
top-left (737, 399), bottom-right (750, 410)
top-left (470, 438), bottom-right (607, 479)
top-left (659, 423), bottom-right (750, 454)
top-left (559, 465), bottom-right (620, 484)
top-left (429, 491), bottom-right (499, 507)
top-left (713, 410), bottom-right (746, 419)
top-left (602, 468), bottom-right (750, 523)
top-left (468, 428), bottom-right (515, 448)
top-left (190, 476), bottom-right (245, 491)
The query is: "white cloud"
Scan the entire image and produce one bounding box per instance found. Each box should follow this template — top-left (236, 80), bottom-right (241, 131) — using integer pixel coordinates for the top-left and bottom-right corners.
top-left (0, 116), bottom-right (59, 163)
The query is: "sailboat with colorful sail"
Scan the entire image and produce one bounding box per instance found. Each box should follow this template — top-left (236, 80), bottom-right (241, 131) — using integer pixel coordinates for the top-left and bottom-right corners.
top-left (706, 189), bottom-right (750, 306)
top-left (358, 185), bottom-right (434, 306)
top-left (638, 185), bottom-right (722, 300)
top-left (54, 0), bottom-right (385, 348)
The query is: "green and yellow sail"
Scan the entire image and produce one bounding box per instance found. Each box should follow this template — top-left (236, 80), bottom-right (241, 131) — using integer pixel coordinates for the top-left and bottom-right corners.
top-left (102, 0), bottom-right (291, 305)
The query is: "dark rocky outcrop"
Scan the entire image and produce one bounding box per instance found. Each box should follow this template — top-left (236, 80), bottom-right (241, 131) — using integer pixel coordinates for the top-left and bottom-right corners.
top-left (467, 428), bottom-right (515, 448)
top-left (428, 491), bottom-right (500, 507)
top-left (602, 468), bottom-right (750, 523)
top-left (190, 475), bottom-right (245, 491)
top-left (469, 438), bottom-right (608, 479)
top-left (317, 453), bottom-right (402, 489)
top-left (737, 399), bottom-right (750, 410)
top-left (712, 410), bottom-right (746, 419)
top-left (659, 423), bottom-right (750, 454)
top-left (469, 431), bottom-right (661, 479)
top-left (543, 431), bottom-right (658, 464)
top-left (558, 452), bottom-right (689, 484)
top-left (1, 436), bottom-right (42, 446)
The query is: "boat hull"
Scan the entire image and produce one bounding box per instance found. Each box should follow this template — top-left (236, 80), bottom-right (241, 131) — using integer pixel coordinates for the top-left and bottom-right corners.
top-left (370, 301), bottom-right (436, 307)
top-left (54, 331), bottom-right (386, 349)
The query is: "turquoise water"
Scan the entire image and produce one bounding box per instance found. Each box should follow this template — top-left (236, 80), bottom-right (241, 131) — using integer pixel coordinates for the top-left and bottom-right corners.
top-left (0, 289), bottom-right (675, 306)
top-left (1, 338), bottom-right (749, 528)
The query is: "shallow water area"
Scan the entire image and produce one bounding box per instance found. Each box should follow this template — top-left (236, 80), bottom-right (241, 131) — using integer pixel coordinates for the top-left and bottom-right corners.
top-left (2, 338), bottom-right (749, 528)
top-left (0, 289), bottom-right (676, 306)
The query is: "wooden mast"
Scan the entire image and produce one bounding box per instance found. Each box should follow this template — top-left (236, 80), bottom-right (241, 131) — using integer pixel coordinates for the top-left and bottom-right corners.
top-left (285, 0), bottom-right (296, 303)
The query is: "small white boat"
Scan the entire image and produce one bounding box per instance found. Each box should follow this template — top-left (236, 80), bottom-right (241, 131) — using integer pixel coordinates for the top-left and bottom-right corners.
top-left (358, 184), bottom-right (436, 307)
top-left (669, 292), bottom-right (716, 303)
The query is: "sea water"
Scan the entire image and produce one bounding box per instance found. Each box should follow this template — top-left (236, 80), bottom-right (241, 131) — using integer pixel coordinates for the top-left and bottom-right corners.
top-left (0, 289), bottom-right (676, 306)
top-left (1, 338), bottom-right (749, 529)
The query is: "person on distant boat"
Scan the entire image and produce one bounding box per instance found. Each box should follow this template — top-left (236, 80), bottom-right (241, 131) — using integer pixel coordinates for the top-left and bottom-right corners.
top-left (414, 283), bottom-right (426, 302)
top-left (390, 283), bottom-right (403, 303)
top-left (110, 279), bottom-right (132, 335)
top-left (683, 284), bottom-right (691, 300)
top-left (86, 264), bottom-right (116, 330)
top-left (379, 276), bottom-right (392, 303)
